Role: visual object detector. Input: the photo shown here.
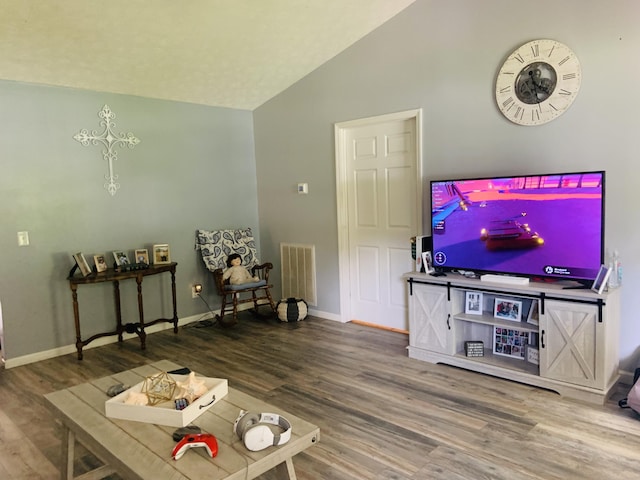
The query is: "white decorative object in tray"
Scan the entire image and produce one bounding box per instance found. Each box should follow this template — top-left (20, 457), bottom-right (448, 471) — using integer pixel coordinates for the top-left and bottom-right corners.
top-left (105, 374), bottom-right (228, 427)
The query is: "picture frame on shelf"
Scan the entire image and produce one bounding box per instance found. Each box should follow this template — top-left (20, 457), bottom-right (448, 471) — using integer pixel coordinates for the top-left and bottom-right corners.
top-left (73, 252), bottom-right (92, 277)
top-left (153, 244), bottom-right (171, 264)
top-left (134, 248), bottom-right (150, 265)
top-left (526, 344), bottom-right (539, 365)
top-left (493, 326), bottom-right (529, 360)
top-left (94, 254), bottom-right (108, 273)
top-left (464, 340), bottom-right (484, 357)
top-left (113, 251), bottom-right (130, 266)
top-left (493, 297), bottom-right (522, 322)
top-left (526, 300), bottom-right (539, 325)
top-left (421, 251), bottom-right (435, 274)
top-left (465, 291), bottom-right (483, 315)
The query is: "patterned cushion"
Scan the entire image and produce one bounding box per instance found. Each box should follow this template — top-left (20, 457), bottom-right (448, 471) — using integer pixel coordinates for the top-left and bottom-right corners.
top-left (196, 228), bottom-right (260, 272)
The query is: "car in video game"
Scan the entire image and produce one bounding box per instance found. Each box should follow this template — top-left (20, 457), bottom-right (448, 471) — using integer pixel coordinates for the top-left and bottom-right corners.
top-left (480, 217), bottom-right (544, 250)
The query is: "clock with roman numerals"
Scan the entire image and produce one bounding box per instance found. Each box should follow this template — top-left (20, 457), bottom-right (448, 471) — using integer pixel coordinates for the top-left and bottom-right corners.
top-left (495, 39), bottom-right (581, 126)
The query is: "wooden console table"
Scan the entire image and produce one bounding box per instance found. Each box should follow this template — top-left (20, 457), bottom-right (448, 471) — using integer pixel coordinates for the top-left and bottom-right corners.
top-left (44, 359), bottom-right (320, 480)
top-left (67, 262), bottom-right (179, 360)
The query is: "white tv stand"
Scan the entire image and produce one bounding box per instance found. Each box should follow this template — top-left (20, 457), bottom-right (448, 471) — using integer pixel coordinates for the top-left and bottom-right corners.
top-left (405, 272), bottom-right (621, 404)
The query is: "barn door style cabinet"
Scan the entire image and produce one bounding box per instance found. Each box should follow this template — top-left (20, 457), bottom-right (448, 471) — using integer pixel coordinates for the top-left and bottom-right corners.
top-left (405, 272), bottom-right (621, 404)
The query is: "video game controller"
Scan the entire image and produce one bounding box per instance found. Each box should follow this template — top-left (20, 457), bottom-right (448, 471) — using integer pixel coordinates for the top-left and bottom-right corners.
top-left (171, 433), bottom-right (218, 460)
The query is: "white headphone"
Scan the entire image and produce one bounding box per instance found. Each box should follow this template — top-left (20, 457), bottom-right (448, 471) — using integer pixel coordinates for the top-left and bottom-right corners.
top-left (233, 410), bottom-right (292, 451)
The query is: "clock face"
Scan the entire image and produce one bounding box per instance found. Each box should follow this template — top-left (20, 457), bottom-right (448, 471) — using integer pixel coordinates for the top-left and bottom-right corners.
top-left (495, 40), bottom-right (581, 126)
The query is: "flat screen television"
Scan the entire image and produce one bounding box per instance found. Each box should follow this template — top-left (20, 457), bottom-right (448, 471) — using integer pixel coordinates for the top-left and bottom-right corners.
top-left (430, 170), bottom-right (605, 284)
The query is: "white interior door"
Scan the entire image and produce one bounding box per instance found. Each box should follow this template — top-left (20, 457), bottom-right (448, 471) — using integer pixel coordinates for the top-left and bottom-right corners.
top-left (335, 110), bottom-right (422, 331)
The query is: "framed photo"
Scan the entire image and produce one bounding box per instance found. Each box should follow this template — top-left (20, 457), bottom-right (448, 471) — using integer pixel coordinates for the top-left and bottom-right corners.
top-left (494, 297), bottom-right (522, 322)
top-left (153, 244), bottom-right (171, 264)
top-left (94, 254), bottom-right (108, 273)
top-left (113, 251), bottom-right (130, 266)
top-left (591, 264), bottom-right (611, 294)
top-left (526, 344), bottom-right (540, 365)
top-left (421, 251), bottom-right (435, 274)
top-left (465, 291), bottom-right (483, 315)
top-left (526, 300), bottom-right (539, 326)
top-left (134, 248), bottom-right (150, 265)
top-left (493, 326), bottom-right (529, 360)
top-left (73, 252), bottom-right (92, 277)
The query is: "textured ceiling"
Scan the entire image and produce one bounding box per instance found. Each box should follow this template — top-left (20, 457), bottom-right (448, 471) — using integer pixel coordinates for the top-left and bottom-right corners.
top-left (0, 0), bottom-right (416, 110)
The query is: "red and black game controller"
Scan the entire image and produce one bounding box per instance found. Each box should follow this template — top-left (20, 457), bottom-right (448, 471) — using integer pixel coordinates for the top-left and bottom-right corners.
top-left (172, 433), bottom-right (218, 460)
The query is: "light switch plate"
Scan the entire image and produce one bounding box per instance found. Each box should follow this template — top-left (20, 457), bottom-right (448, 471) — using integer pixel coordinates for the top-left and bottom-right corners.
top-left (17, 231), bottom-right (29, 246)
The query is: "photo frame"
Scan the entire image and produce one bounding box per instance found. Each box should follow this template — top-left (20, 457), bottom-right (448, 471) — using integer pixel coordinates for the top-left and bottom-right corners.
top-left (493, 297), bottom-right (523, 322)
top-left (153, 244), bottom-right (171, 264)
top-left (421, 251), bottom-right (435, 274)
top-left (464, 291), bottom-right (483, 315)
top-left (134, 248), bottom-right (150, 265)
top-left (73, 252), bottom-right (92, 277)
top-left (94, 254), bottom-right (108, 273)
top-left (526, 300), bottom-right (539, 325)
top-left (526, 344), bottom-right (540, 365)
top-left (591, 264), bottom-right (611, 294)
top-left (493, 326), bottom-right (529, 360)
top-left (113, 251), bottom-right (130, 266)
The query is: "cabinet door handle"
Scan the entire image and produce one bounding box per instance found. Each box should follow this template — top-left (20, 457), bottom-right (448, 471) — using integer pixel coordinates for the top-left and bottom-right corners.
top-left (541, 329), bottom-right (545, 349)
top-left (446, 314), bottom-right (451, 330)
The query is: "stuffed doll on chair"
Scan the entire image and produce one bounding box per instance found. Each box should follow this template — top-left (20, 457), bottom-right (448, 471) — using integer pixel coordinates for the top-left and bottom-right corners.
top-left (222, 253), bottom-right (259, 285)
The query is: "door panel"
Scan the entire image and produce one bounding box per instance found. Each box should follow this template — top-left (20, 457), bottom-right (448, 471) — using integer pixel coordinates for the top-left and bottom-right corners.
top-left (540, 300), bottom-right (600, 388)
top-left (346, 118), bottom-right (417, 330)
top-left (409, 284), bottom-right (452, 354)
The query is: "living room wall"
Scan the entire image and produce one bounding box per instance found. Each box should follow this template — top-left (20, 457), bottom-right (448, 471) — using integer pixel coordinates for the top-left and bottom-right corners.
top-left (253, 0), bottom-right (640, 371)
top-left (0, 81), bottom-right (259, 363)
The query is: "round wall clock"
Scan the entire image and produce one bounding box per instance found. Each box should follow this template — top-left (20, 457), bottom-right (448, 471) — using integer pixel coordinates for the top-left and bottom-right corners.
top-left (495, 39), bottom-right (581, 126)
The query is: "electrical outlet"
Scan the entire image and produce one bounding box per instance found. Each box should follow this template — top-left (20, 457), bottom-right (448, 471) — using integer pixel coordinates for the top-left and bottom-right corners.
top-left (192, 284), bottom-right (202, 298)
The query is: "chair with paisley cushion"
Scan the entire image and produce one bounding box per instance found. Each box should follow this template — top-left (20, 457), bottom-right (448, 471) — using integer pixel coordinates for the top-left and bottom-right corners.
top-left (195, 228), bottom-right (276, 325)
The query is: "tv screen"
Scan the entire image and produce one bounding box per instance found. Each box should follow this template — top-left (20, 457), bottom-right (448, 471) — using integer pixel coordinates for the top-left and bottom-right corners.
top-left (430, 171), bottom-right (605, 283)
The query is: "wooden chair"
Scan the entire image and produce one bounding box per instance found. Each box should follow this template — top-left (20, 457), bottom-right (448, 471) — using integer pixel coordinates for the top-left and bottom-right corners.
top-left (196, 228), bottom-right (276, 325)
top-left (212, 262), bottom-right (276, 325)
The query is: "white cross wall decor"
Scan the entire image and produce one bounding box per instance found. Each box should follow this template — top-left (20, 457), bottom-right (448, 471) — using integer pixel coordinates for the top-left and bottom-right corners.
top-left (73, 105), bottom-right (140, 196)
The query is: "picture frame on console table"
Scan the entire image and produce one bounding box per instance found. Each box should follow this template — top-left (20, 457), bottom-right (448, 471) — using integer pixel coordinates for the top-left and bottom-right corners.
top-left (113, 251), bottom-right (130, 266)
top-left (494, 297), bottom-right (522, 322)
top-left (493, 327), bottom-right (528, 360)
top-left (135, 248), bottom-right (150, 265)
top-left (73, 252), bottom-right (92, 277)
top-left (153, 244), bottom-right (171, 264)
top-left (94, 254), bottom-right (108, 273)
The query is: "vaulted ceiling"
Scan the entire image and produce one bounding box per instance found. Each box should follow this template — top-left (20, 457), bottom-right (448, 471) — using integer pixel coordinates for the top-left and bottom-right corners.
top-left (0, 0), bottom-right (416, 110)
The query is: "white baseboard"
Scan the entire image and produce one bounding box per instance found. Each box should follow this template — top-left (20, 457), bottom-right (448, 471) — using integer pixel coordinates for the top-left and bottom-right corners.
top-left (308, 308), bottom-right (342, 322)
top-left (5, 305), bottom-right (343, 368)
top-left (4, 312), bottom-right (214, 369)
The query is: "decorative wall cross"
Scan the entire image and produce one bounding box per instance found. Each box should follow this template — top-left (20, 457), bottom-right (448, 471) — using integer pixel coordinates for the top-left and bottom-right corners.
top-left (73, 105), bottom-right (140, 196)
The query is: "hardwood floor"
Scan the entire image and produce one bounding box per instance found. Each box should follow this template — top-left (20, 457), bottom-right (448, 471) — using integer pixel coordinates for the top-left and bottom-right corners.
top-left (1, 314), bottom-right (640, 479)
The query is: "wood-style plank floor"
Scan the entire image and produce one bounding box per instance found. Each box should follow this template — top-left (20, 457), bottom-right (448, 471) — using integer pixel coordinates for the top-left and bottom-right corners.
top-left (1, 313), bottom-right (640, 479)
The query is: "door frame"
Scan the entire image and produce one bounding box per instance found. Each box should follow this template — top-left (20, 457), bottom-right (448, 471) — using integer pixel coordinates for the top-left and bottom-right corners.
top-left (334, 109), bottom-right (423, 323)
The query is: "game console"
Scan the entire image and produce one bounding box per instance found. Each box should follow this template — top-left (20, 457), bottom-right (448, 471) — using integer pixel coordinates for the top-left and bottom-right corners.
top-left (171, 433), bottom-right (218, 460)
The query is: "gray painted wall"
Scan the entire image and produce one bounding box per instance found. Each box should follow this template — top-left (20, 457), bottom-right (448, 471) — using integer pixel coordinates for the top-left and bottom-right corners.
top-left (1, 81), bottom-right (259, 360)
top-left (3, 0), bottom-right (640, 374)
top-left (253, 0), bottom-right (640, 370)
